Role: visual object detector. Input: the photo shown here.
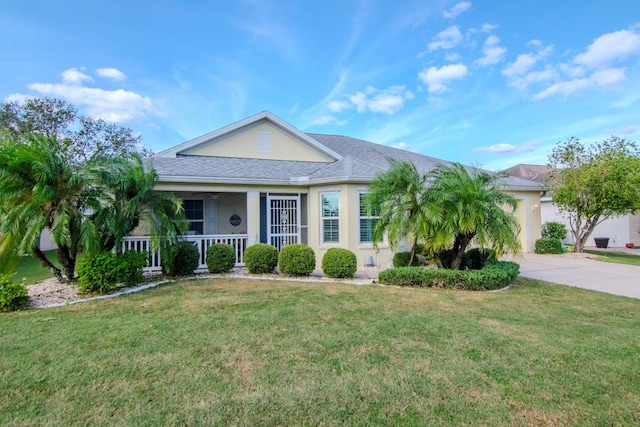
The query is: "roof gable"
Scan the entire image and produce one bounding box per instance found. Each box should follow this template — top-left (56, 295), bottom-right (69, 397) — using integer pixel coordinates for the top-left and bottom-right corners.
top-left (155, 111), bottom-right (341, 162)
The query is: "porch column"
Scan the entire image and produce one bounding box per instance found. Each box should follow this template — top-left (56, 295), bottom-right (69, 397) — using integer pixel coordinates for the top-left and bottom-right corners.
top-left (246, 191), bottom-right (260, 246)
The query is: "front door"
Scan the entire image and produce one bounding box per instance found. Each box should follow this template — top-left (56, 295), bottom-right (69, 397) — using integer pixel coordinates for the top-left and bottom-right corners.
top-left (267, 195), bottom-right (300, 250)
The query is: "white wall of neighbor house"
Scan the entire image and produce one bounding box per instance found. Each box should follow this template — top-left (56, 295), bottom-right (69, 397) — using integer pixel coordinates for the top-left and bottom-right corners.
top-left (541, 198), bottom-right (639, 247)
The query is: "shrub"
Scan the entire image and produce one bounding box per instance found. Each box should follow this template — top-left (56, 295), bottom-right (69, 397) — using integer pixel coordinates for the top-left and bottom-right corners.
top-left (77, 250), bottom-right (148, 294)
top-left (535, 237), bottom-right (563, 254)
top-left (393, 251), bottom-right (422, 267)
top-left (378, 261), bottom-right (519, 291)
top-left (162, 242), bottom-right (199, 277)
top-left (542, 221), bottom-right (568, 241)
top-left (0, 275), bottom-right (29, 311)
top-left (244, 243), bottom-right (278, 274)
top-left (206, 244), bottom-right (236, 273)
top-left (464, 248), bottom-right (496, 270)
top-left (322, 248), bottom-right (357, 278)
top-left (278, 244), bottom-right (316, 276)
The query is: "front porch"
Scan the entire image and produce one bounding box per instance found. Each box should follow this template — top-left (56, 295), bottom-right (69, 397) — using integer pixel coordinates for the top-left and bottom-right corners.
top-left (124, 190), bottom-right (308, 272)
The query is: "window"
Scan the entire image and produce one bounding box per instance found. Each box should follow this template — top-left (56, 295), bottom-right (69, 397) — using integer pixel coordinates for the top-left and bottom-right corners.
top-left (359, 193), bottom-right (380, 243)
top-left (183, 199), bottom-right (204, 234)
top-left (321, 192), bottom-right (339, 243)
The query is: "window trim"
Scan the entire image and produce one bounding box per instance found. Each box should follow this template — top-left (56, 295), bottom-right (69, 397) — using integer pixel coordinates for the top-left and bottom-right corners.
top-left (183, 199), bottom-right (205, 235)
top-left (358, 192), bottom-right (381, 245)
top-left (320, 192), bottom-right (340, 245)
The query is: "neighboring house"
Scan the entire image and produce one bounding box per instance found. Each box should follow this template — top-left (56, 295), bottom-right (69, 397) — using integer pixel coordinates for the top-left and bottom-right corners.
top-left (504, 164), bottom-right (640, 248)
top-left (125, 112), bottom-right (543, 271)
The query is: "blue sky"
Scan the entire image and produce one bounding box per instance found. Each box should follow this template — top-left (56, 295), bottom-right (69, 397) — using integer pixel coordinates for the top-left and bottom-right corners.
top-left (1, 1), bottom-right (639, 170)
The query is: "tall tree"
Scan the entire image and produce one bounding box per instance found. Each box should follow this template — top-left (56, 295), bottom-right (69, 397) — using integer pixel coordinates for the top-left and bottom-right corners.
top-left (91, 154), bottom-right (187, 253)
top-left (0, 135), bottom-right (99, 282)
top-left (547, 136), bottom-right (640, 253)
top-left (426, 163), bottom-right (521, 270)
top-left (364, 160), bottom-right (440, 265)
top-left (0, 97), bottom-right (149, 163)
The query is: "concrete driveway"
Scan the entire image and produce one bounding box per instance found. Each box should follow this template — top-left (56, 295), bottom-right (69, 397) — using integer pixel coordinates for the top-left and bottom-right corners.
top-left (514, 253), bottom-right (640, 299)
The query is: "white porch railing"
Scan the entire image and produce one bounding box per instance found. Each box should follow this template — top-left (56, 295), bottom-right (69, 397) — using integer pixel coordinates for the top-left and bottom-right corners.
top-left (122, 234), bottom-right (249, 272)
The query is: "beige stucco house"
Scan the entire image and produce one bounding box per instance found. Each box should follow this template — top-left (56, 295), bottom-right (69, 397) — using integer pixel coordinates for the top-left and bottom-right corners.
top-left (125, 111), bottom-right (543, 271)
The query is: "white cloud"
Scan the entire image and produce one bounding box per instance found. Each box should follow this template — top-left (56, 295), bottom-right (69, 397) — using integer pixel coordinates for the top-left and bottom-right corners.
top-left (527, 39), bottom-right (542, 47)
top-left (345, 85), bottom-right (414, 114)
top-left (480, 23), bottom-right (498, 33)
top-left (502, 53), bottom-right (537, 77)
top-left (574, 29), bottom-right (640, 68)
top-left (25, 81), bottom-right (154, 122)
top-left (475, 35), bottom-right (506, 66)
top-left (533, 68), bottom-right (626, 99)
top-left (4, 93), bottom-right (34, 103)
top-left (96, 67), bottom-right (127, 81)
top-left (427, 25), bottom-right (464, 51)
top-left (445, 52), bottom-right (461, 61)
top-left (474, 140), bottom-right (540, 154)
top-left (418, 63), bottom-right (469, 93)
top-left (328, 100), bottom-right (352, 113)
top-left (310, 115), bottom-right (347, 126)
top-left (390, 142), bottom-right (409, 150)
top-left (507, 68), bottom-right (558, 91)
top-left (607, 124), bottom-right (637, 135)
top-left (502, 43), bottom-right (556, 89)
top-left (443, 1), bottom-right (471, 19)
top-left (61, 67), bottom-right (92, 84)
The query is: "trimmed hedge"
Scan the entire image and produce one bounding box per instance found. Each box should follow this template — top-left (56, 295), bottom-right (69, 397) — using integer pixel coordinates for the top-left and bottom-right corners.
top-left (244, 243), bottom-right (278, 274)
top-left (393, 251), bottom-right (422, 267)
top-left (162, 242), bottom-right (199, 277)
top-left (322, 248), bottom-right (357, 278)
top-left (279, 244), bottom-right (316, 276)
top-left (206, 244), bottom-right (235, 273)
top-left (378, 261), bottom-right (520, 291)
top-left (464, 248), bottom-right (496, 270)
top-left (535, 237), bottom-right (563, 254)
top-left (77, 250), bottom-right (148, 294)
top-left (0, 275), bottom-right (29, 311)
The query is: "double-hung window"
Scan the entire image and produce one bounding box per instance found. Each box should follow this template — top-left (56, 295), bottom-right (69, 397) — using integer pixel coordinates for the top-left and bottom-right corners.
top-left (183, 199), bottom-right (204, 234)
top-left (321, 192), bottom-right (339, 244)
top-left (359, 193), bottom-right (380, 244)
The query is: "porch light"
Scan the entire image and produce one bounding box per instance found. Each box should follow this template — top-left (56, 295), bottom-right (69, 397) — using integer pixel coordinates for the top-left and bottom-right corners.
top-left (531, 204), bottom-right (539, 212)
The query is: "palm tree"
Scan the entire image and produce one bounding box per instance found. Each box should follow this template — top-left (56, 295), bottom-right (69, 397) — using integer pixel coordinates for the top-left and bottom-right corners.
top-left (363, 160), bottom-right (440, 265)
top-left (427, 163), bottom-right (521, 270)
top-left (0, 134), bottom-right (98, 282)
top-left (90, 154), bottom-right (187, 253)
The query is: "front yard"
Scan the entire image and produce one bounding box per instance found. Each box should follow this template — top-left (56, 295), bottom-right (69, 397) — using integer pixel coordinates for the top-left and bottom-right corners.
top-left (2, 277), bottom-right (639, 425)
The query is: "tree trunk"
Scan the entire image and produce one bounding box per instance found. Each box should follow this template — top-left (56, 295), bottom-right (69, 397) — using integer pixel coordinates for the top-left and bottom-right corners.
top-left (33, 247), bottom-right (65, 283)
top-left (56, 245), bottom-right (76, 282)
top-left (451, 233), bottom-right (474, 270)
top-left (408, 237), bottom-right (418, 266)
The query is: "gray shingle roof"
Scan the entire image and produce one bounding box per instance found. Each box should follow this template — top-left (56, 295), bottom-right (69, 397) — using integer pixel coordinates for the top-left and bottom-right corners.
top-left (153, 133), bottom-right (543, 191)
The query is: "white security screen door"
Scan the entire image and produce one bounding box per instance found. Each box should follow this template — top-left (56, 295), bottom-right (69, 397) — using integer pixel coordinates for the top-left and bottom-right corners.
top-left (267, 195), bottom-right (301, 250)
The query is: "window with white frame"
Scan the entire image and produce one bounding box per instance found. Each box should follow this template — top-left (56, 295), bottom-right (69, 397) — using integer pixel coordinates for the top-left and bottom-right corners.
top-left (359, 193), bottom-right (380, 243)
top-left (183, 199), bottom-right (204, 234)
top-left (321, 192), bottom-right (339, 243)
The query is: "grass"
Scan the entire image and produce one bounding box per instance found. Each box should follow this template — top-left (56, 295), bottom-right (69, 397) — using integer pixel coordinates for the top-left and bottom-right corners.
top-left (1, 277), bottom-right (640, 426)
top-left (584, 249), bottom-right (640, 267)
top-left (10, 250), bottom-right (58, 285)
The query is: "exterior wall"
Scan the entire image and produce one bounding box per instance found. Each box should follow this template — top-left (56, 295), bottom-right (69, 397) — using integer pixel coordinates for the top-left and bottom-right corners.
top-left (215, 193), bottom-right (247, 235)
top-left (504, 191), bottom-right (542, 253)
top-left (184, 122), bottom-right (331, 162)
top-left (541, 198), bottom-right (636, 247)
top-left (38, 228), bottom-right (57, 251)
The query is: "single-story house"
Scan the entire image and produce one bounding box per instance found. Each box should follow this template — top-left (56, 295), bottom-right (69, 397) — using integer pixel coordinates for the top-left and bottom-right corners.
top-left (125, 111), bottom-right (543, 270)
top-left (504, 163), bottom-right (640, 248)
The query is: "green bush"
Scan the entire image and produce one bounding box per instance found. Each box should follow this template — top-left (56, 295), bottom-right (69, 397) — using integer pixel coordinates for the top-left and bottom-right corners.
top-left (0, 275), bottom-right (29, 311)
top-left (535, 238), bottom-right (563, 254)
top-left (378, 261), bottom-right (519, 291)
top-left (244, 243), bottom-right (278, 274)
top-left (278, 244), bottom-right (316, 276)
top-left (322, 248), bottom-right (357, 278)
top-left (206, 244), bottom-right (235, 273)
top-left (542, 221), bottom-right (568, 241)
top-left (434, 249), bottom-right (469, 269)
top-left (162, 242), bottom-right (199, 277)
top-left (464, 248), bottom-right (496, 270)
top-left (393, 251), bottom-right (421, 267)
top-left (77, 250), bottom-right (148, 295)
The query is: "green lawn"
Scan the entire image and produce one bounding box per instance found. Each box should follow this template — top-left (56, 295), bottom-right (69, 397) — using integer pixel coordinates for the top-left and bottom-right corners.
top-left (11, 250), bottom-right (58, 285)
top-left (584, 249), bottom-right (640, 267)
top-left (1, 277), bottom-right (639, 425)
